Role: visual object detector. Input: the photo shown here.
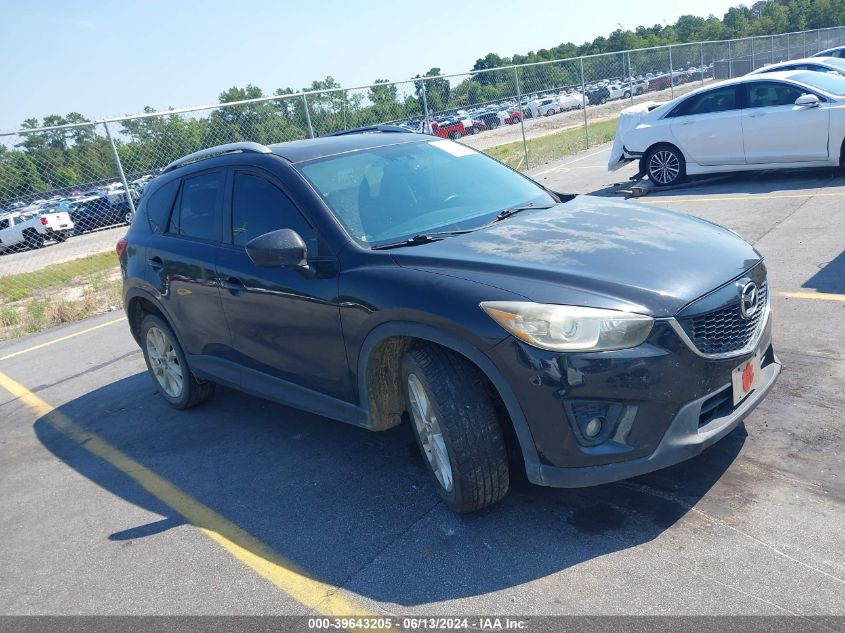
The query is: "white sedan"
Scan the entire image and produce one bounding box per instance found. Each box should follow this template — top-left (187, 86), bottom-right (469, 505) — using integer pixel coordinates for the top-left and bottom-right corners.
top-left (610, 70), bottom-right (845, 186)
top-left (749, 56), bottom-right (845, 77)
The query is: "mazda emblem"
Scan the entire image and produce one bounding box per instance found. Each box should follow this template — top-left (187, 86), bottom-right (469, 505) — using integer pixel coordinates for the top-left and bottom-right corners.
top-left (740, 281), bottom-right (759, 319)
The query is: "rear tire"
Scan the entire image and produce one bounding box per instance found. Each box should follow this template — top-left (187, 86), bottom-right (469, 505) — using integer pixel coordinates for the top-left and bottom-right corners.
top-left (140, 314), bottom-right (215, 409)
top-left (645, 143), bottom-right (686, 186)
top-left (401, 344), bottom-right (509, 513)
top-left (23, 230), bottom-right (44, 250)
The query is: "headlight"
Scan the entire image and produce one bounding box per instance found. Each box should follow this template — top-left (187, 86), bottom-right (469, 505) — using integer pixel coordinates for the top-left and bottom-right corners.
top-left (480, 301), bottom-right (653, 352)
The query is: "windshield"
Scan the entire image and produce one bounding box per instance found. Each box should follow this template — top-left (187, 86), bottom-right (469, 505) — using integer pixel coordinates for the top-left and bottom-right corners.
top-left (297, 139), bottom-right (555, 247)
top-left (792, 71), bottom-right (845, 95)
top-left (820, 57), bottom-right (845, 71)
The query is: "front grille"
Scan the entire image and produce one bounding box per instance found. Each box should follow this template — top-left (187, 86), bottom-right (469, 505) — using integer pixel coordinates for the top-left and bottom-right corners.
top-left (678, 281), bottom-right (767, 355)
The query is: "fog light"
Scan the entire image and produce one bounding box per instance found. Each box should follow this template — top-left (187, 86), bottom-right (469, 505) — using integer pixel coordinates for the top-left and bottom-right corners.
top-left (584, 416), bottom-right (604, 438)
top-left (564, 400), bottom-right (624, 446)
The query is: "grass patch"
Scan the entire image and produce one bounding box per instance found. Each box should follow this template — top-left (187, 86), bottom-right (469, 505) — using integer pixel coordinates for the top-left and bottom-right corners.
top-left (0, 251), bottom-right (122, 341)
top-left (0, 251), bottom-right (118, 303)
top-left (484, 117), bottom-right (619, 169)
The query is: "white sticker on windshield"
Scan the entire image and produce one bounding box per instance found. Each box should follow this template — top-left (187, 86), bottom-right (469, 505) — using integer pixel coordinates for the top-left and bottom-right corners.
top-left (429, 139), bottom-right (477, 157)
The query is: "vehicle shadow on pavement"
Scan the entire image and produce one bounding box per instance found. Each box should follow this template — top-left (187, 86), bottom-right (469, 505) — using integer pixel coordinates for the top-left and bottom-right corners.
top-left (585, 167), bottom-right (845, 199)
top-left (803, 249), bottom-right (845, 294)
top-left (34, 372), bottom-right (746, 606)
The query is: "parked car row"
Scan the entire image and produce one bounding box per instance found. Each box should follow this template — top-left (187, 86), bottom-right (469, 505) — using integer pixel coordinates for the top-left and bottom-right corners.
top-left (396, 64), bottom-right (717, 134)
top-left (0, 175), bottom-right (153, 254)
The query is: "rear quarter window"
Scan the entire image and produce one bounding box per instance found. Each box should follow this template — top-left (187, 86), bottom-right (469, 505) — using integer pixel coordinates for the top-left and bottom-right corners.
top-left (144, 179), bottom-right (180, 234)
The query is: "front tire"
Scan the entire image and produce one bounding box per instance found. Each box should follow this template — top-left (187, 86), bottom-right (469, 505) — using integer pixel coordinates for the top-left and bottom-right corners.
top-left (645, 144), bottom-right (686, 186)
top-left (402, 345), bottom-right (509, 513)
top-left (140, 314), bottom-right (215, 409)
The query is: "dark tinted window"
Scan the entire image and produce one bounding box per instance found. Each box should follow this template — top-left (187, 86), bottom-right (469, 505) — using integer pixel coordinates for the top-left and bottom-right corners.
top-left (0, 218), bottom-right (9, 230)
top-left (667, 86), bottom-right (738, 117)
top-left (145, 179), bottom-right (180, 233)
top-left (169, 172), bottom-right (223, 241)
top-left (746, 82), bottom-right (807, 108)
top-left (231, 173), bottom-right (311, 246)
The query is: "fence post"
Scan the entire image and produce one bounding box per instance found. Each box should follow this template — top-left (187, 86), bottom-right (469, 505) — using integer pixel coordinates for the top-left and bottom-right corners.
top-left (627, 52), bottom-right (634, 105)
top-left (770, 34), bottom-right (774, 63)
top-left (787, 34), bottom-right (791, 60)
top-left (580, 57), bottom-right (589, 149)
top-left (700, 43), bottom-right (705, 86)
top-left (420, 80), bottom-right (432, 135)
top-left (302, 94), bottom-right (314, 138)
top-left (728, 40), bottom-right (733, 79)
top-left (803, 31), bottom-right (807, 57)
top-left (668, 45), bottom-right (675, 99)
top-left (512, 67), bottom-right (529, 170)
top-left (751, 37), bottom-right (756, 70)
top-left (102, 121), bottom-right (136, 217)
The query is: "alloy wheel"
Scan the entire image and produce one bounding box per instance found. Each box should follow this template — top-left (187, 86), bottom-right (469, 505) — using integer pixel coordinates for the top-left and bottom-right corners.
top-left (146, 326), bottom-right (183, 398)
top-left (649, 149), bottom-right (681, 185)
top-left (407, 373), bottom-right (454, 492)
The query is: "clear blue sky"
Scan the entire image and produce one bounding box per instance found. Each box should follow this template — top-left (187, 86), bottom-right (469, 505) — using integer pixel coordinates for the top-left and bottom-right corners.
top-left (0, 0), bottom-right (739, 130)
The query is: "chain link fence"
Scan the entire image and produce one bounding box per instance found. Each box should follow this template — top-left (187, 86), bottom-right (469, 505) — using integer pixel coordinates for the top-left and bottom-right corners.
top-left (1, 26), bottom-right (844, 340)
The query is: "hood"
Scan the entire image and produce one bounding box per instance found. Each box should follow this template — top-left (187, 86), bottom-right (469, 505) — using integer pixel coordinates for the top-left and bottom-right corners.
top-left (391, 196), bottom-right (761, 317)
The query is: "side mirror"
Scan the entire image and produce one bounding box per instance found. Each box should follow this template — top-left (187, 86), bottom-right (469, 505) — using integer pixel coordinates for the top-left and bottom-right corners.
top-left (245, 228), bottom-right (310, 271)
top-left (795, 93), bottom-right (820, 108)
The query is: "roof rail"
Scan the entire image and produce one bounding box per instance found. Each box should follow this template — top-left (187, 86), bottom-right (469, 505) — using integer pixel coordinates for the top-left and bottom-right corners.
top-left (327, 124), bottom-right (416, 137)
top-left (163, 142), bottom-right (272, 173)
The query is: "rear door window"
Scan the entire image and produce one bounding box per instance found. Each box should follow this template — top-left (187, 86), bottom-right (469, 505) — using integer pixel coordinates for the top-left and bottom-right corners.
top-left (168, 171), bottom-right (224, 241)
top-left (667, 86), bottom-right (739, 117)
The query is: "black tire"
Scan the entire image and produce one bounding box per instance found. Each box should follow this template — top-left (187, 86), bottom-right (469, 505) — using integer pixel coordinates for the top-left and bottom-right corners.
top-left (23, 230), bottom-right (44, 250)
top-left (401, 344), bottom-right (509, 513)
top-left (54, 232), bottom-right (68, 243)
top-left (644, 143), bottom-right (687, 187)
top-left (139, 314), bottom-right (215, 409)
top-left (624, 90), bottom-right (632, 99)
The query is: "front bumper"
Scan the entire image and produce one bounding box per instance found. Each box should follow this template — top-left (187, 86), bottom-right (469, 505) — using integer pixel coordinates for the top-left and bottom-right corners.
top-left (534, 351), bottom-right (780, 487)
top-left (488, 314), bottom-right (779, 488)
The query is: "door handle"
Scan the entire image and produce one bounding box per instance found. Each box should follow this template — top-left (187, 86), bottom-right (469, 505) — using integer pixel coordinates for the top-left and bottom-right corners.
top-left (748, 112), bottom-right (765, 118)
top-left (220, 276), bottom-right (246, 295)
top-left (148, 256), bottom-right (163, 270)
top-left (680, 120), bottom-right (696, 126)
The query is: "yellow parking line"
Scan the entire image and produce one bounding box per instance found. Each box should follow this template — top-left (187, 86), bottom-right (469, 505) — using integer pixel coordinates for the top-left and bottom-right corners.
top-left (778, 290), bottom-right (845, 302)
top-left (0, 317), bottom-right (126, 362)
top-left (0, 370), bottom-right (373, 618)
top-left (638, 191), bottom-right (845, 204)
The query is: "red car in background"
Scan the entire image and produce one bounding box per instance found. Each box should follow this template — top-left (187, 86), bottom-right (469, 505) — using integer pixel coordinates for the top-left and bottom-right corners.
top-left (647, 74), bottom-right (672, 91)
top-left (427, 118), bottom-right (487, 139)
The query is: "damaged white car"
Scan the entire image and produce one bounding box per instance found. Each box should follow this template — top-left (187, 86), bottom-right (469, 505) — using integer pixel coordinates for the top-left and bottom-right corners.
top-left (608, 70), bottom-right (845, 186)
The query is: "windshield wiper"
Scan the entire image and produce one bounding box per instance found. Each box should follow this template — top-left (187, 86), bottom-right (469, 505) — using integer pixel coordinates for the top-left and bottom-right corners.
top-left (371, 229), bottom-right (476, 250)
top-left (494, 202), bottom-right (556, 223)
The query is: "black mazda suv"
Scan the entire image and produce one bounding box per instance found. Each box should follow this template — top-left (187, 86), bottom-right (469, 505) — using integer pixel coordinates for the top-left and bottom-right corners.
top-left (118, 129), bottom-right (780, 513)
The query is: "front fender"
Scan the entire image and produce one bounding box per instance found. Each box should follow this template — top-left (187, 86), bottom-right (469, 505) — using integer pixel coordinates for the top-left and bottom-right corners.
top-left (356, 320), bottom-right (543, 481)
